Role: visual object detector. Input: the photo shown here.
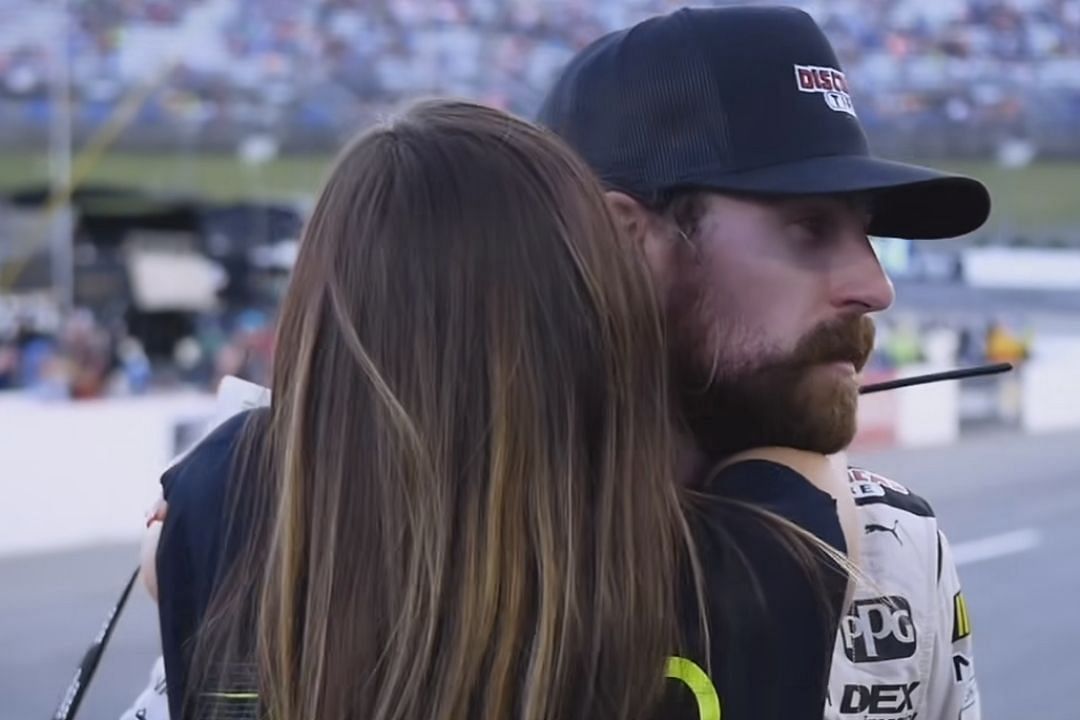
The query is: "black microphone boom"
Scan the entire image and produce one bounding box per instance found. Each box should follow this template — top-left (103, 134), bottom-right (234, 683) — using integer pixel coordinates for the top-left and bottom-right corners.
top-left (859, 362), bottom-right (1014, 395)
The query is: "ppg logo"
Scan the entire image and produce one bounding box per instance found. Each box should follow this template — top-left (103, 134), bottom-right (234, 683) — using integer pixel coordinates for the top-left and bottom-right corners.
top-left (841, 596), bottom-right (917, 662)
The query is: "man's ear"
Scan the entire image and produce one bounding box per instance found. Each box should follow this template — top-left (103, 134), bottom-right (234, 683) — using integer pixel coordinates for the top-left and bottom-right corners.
top-left (605, 191), bottom-right (650, 246)
top-left (604, 190), bottom-right (677, 296)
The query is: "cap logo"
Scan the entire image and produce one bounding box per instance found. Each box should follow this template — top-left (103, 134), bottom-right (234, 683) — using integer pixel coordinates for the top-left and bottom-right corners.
top-left (794, 65), bottom-right (856, 117)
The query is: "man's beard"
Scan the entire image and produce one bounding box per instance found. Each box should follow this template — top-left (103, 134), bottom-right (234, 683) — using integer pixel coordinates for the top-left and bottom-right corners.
top-left (672, 314), bottom-right (876, 461)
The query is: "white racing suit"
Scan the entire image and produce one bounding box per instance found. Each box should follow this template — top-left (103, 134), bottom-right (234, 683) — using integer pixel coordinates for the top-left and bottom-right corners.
top-left (122, 379), bottom-right (981, 720)
top-left (826, 467), bottom-right (981, 720)
top-left (119, 656), bottom-right (168, 720)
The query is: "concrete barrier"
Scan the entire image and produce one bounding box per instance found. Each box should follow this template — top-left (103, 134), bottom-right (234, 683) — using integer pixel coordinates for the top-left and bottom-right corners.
top-left (854, 365), bottom-right (961, 450)
top-left (0, 356), bottom-right (1071, 558)
top-left (1021, 359), bottom-right (1080, 434)
top-left (894, 363), bottom-right (962, 448)
top-left (0, 391), bottom-right (216, 557)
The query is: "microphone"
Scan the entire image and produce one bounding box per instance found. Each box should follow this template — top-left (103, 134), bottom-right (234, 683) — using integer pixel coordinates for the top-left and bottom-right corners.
top-left (859, 362), bottom-right (1014, 395)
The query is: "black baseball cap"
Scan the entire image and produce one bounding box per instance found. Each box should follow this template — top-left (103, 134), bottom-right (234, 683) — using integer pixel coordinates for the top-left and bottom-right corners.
top-left (537, 6), bottom-right (991, 240)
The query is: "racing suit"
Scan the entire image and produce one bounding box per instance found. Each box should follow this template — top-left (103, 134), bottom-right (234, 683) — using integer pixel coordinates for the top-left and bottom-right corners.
top-left (825, 467), bottom-right (981, 720)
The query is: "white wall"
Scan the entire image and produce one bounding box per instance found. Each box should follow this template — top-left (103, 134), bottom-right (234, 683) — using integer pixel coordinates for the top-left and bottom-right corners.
top-left (855, 365), bottom-right (961, 450)
top-left (2, 358), bottom-right (1077, 557)
top-left (0, 392), bottom-right (216, 557)
top-left (1020, 335), bottom-right (1080, 434)
top-left (894, 363), bottom-right (962, 447)
top-left (963, 247), bottom-right (1080, 291)
top-left (1021, 360), bottom-right (1080, 434)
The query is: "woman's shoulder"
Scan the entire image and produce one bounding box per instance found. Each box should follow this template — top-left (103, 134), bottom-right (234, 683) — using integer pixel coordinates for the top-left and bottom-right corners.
top-left (161, 409), bottom-right (262, 501)
top-left (701, 458), bottom-right (840, 529)
top-left (687, 457), bottom-right (849, 570)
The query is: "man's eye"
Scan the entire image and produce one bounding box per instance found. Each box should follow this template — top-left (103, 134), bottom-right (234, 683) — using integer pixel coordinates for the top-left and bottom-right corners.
top-left (794, 216), bottom-right (828, 240)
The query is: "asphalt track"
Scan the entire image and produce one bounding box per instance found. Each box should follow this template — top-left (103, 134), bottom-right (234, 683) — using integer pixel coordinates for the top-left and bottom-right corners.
top-left (1, 428), bottom-right (1076, 719)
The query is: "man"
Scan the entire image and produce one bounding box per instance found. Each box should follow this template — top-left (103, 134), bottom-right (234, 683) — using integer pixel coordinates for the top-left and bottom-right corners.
top-left (538, 6), bottom-right (982, 719)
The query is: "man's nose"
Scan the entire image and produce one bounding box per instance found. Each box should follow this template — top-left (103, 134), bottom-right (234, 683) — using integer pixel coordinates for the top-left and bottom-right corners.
top-left (832, 238), bottom-right (896, 313)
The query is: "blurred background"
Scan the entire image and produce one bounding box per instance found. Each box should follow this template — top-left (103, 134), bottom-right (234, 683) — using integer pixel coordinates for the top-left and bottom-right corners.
top-left (0, 0), bottom-right (1077, 717)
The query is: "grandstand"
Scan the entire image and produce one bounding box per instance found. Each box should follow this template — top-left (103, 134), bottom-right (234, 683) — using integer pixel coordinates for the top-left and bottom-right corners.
top-left (2, 0), bottom-right (1080, 401)
top-left (0, 0), bottom-right (1079, 157)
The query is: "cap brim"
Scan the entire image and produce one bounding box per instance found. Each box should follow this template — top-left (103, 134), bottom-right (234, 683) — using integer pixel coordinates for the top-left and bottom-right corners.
top-left (681, 155), bottom-right (991, 239)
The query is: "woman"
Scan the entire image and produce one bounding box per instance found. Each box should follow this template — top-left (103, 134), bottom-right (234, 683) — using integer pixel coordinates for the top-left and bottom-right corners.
top-left (152, 100), bottom-right (850, 720)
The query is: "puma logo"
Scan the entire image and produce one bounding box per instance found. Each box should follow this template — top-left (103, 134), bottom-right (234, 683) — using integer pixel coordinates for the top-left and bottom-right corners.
top-left (865, 519), bottom-right (902, 545)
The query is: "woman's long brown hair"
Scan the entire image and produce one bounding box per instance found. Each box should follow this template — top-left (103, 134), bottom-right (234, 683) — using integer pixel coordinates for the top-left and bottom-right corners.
top-left (188, 99), bottom-right (696, 720)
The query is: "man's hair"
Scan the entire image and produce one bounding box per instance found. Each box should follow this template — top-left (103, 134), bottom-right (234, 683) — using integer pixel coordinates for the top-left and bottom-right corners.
top-left (647, 190), bottom-right (708, 243)
top-left (669, 192), bottom-right (707, 241)
top-left (186, 99), bottom-right (704, 720)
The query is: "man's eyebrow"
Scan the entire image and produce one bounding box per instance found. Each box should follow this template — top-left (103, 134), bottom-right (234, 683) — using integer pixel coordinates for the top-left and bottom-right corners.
top-left (776, 195), bottom-right (874, 228)
top-left (799, 194), bottom-right (873, 212)
top-left (776, 196), bottom-right (840, 215)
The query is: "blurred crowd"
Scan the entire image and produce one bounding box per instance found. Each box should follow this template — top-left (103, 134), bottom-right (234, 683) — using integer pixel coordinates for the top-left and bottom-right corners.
top-left (0, 301), bottom-right (274, 399)
top-left (0, 293), bottom-right (1035, 399)
top-left (1, 0), bottom-right (1079, 151)
top-left (0, 0), bottom-right (1058, 398)
top-left (868, 315), bottom-right (1033, 371)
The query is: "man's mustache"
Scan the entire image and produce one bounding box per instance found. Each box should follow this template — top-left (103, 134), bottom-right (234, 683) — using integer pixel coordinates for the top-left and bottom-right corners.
top-left (778, 315), bottom-right (876, 373)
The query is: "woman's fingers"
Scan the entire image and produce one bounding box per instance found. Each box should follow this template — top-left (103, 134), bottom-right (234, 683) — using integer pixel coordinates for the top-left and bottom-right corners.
top-left (144, 498), bottom-right (168, 528)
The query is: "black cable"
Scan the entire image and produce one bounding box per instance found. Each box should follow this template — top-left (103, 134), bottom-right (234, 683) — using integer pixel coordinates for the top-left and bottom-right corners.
top-left (51, 567), bottom-right (140, 720)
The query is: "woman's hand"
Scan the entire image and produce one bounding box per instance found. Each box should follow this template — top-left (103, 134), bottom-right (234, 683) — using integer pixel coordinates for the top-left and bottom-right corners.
top-left (140, 497), bottom-right (168, 602)
top-left (145, 497), bottom-right (168, 528)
